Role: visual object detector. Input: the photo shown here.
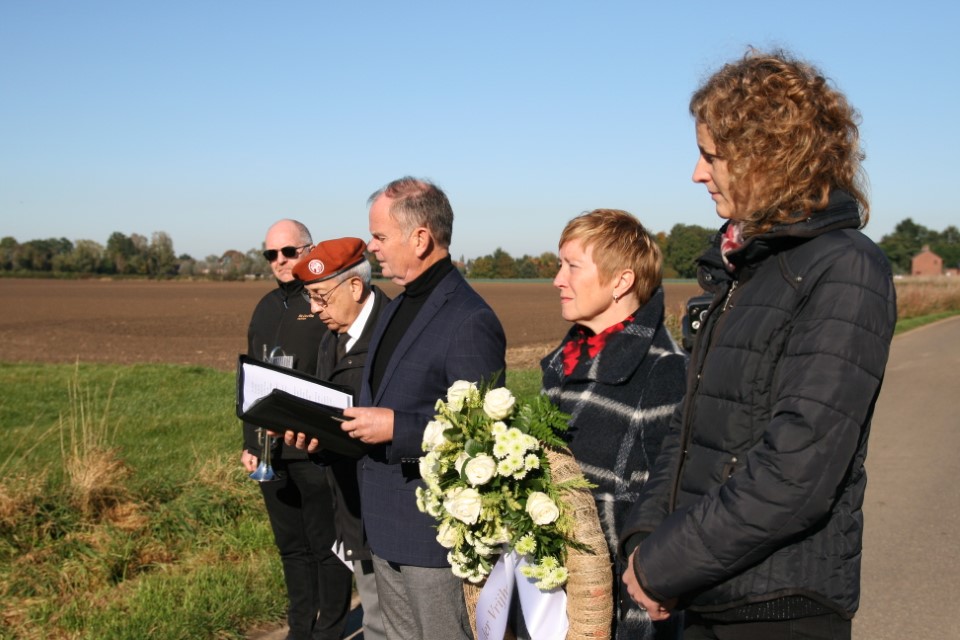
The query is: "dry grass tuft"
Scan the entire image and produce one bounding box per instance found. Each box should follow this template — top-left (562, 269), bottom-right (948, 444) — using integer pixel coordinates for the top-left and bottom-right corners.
top-left (194, 450), bottom-right (249, 490)
top-left (58, 363), bottom-right (132, 519)
top-left (102, 500), bottom-right (150, 531)
top-left (0, 471), bottom-right (44, 528)
top-left (895, 276), bottom-right (960, 319)
top-left (62, 446), bottom-right (132, 518)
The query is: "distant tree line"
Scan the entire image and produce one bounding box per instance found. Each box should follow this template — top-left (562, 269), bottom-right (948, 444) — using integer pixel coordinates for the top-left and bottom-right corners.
top-left (462, 224), bottom-right (715, 279)
top-left (0, 231), bottom-right (273, 280)
top-left (3, 218), bottom-right (957, 280)
top-left (877, 219), bottom-right (960, 274)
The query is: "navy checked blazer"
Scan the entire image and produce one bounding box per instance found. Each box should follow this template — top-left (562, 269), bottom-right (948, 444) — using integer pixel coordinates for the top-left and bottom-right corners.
top-left (358, 268), bottom-right (506, 567)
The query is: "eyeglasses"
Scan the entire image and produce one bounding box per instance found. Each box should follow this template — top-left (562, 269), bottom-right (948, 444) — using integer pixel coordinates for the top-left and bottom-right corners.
top-left (262, 244), bottom-right (310, 262)
top-left (301, 278), bottom-right (347, 308)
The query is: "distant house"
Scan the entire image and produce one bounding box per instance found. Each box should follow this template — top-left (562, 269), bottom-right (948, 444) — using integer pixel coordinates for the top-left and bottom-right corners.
top-left (911, 245), bottom-right (943, 276)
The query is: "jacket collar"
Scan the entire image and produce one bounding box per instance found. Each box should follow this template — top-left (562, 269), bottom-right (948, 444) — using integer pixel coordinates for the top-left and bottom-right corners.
top-left (548, 287), bottom-right (667, 385)
top-left (698, 190), bottom-right (863, 288)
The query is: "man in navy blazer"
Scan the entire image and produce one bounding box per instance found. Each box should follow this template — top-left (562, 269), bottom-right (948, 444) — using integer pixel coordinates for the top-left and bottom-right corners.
top-left (340, 177), bottom-right (506, 639)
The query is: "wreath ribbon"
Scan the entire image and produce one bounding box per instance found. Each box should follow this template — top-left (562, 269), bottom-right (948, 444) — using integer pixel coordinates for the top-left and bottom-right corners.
top-left (475, 550), bottom-right (569, 640)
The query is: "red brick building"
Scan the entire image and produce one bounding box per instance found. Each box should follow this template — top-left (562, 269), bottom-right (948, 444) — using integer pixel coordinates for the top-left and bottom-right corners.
top-left (911, 246), bottom-right (943, 276)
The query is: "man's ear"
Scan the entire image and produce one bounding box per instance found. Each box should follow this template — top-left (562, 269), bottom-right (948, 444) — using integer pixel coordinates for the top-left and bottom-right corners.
top-left (412, 227), bottom-right (434, 258)
top-left (349, 276), bottom-right (363, 301)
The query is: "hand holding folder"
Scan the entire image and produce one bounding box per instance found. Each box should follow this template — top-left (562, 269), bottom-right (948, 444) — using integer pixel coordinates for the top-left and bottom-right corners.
top-left (236, 354), bottom-right (370, 458)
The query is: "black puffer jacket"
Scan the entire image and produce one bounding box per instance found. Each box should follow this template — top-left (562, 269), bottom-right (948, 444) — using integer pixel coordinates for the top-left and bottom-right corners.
top-left (619, 191), bottom-right (897, 620)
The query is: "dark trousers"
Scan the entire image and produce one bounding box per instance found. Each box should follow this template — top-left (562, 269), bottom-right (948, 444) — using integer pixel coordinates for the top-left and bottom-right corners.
top-left (261, 458), bottom-right (353, 640)
top-left (684, 612), bottom-right (851, 640)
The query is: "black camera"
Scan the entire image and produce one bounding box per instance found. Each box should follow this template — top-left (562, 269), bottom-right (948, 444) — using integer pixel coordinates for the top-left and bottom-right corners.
top-left (681, 293), bottom-right (713, 352)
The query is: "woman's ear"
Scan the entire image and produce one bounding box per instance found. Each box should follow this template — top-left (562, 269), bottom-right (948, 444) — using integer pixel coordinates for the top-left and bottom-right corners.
top-left (613, 269), bottom-right (636, 300)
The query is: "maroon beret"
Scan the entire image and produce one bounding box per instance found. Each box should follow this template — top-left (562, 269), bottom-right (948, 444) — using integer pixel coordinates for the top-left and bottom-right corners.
top-left (292, 237), bottom-right (367, 284)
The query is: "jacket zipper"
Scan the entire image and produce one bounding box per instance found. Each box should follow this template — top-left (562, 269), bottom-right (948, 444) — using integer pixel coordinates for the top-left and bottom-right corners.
top-left (669, 279), bottom-right (737, 509)
top-left (721, 280), bottom-right (738, 312)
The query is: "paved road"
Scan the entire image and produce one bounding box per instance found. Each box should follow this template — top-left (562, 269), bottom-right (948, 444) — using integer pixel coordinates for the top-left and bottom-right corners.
top-left (250, 317), bottom-right (960, 639)
top-left (854, 316), bottom-right (960, 639)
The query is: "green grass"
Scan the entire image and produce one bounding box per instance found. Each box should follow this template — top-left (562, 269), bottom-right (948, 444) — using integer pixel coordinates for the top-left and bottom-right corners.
top-left (0, 363), bottom-right (542, 639)
top-left (0, 363), bottom-right (285, 639)
top-left (4, 305), bottom-right (953, 638)
top-left (893, 310), bottom-right (960, 334)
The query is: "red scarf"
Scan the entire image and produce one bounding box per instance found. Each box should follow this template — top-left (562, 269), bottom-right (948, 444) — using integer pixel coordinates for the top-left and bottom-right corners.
top-left (720, 222), bottom-right (744, 272)
top-left (561, 315), bottom-right (634, 376)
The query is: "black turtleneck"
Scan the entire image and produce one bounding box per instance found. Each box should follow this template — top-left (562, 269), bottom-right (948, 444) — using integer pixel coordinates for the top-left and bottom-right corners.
top-left (370, 255), bottom-right (454, 395)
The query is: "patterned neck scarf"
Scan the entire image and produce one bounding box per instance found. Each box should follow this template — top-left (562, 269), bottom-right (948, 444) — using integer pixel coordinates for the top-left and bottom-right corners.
top-left (720, 221), bottom-right (745, 272)
top-left (561, 315), bottom-right (634, 376)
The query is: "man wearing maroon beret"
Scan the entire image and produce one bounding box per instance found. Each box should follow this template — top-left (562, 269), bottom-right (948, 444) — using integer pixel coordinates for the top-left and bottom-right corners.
top-left (289, 237), bottom-right (390, 640)
top-left (241, 219), bottom-right (353, 640)
top-left (288, 180), bottom-right (507, 638)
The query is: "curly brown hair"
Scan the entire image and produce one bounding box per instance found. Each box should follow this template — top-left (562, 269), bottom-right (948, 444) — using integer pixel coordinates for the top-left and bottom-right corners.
top-left (559, 209), bottom-right (662, 307)
top-left (690, 49), bottom-right (869, 236)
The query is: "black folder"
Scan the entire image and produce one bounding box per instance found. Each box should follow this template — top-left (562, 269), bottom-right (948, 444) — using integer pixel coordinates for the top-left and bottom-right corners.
top-left (235, 354), bottom-right (369, 458)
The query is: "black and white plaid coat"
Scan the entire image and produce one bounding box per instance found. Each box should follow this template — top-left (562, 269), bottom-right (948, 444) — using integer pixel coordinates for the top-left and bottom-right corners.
top-left (541, 286), bottom-right (687, 638)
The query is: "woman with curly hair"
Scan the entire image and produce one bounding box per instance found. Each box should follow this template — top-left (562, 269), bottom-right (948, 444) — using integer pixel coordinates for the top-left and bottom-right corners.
top-left (618, 49), bottom-right (897, 640)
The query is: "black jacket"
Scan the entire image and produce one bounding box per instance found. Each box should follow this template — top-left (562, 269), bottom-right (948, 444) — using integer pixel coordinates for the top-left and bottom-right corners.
top-left (243, 278), bottom-right (326, 460)
top-left (619, 191), bottom-right (897, 620)
top-left (315, 286), bottom-right (390, 562)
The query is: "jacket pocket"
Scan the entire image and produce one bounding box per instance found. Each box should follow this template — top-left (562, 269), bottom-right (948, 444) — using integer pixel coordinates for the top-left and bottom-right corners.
top-left (720, 454), bottom-right (740, 481)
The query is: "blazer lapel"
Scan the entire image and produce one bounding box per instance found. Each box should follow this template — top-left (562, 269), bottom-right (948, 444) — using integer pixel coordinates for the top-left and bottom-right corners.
top-left (362, 293), bottom-right (399, 404)
top-left (371, 270), bottom-right (460, 405)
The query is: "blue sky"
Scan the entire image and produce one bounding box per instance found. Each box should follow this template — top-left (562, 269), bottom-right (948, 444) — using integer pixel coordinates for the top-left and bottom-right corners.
top-left (2, 1), bottom-right (956, 261)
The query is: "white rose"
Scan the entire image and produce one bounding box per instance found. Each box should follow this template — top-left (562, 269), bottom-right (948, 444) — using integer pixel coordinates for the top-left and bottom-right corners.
top-left (483, 387), bottom-right (516, 420)
top-left (419, 451), bottom-right (441, 486)
top-left (422, 420), bottom-right (448, 452)
top-left (454, 451), bottom-right (471, 474)
top-left (446, 380), bottom-right (477, 411)
top-left (444, 487), bottom-right (483, 525)
top-left (464, 454), bottom-right (497, 486)
top-left (526, 491), bottom-right (560, 526)
top-left (436, 521), bottom-right (459, 548)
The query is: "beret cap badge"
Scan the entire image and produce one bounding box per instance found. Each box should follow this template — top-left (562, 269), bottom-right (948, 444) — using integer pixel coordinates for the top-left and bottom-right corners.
top-left (292, 237), bottom-right (366, 284)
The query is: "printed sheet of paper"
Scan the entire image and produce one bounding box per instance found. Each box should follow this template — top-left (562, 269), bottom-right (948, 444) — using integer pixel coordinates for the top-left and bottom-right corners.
top-left (240, 359), bottom-right (353, 413)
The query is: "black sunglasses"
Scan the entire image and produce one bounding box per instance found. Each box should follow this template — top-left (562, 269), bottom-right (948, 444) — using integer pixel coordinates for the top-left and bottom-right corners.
top-left (262, 244), bottom-right (310, 262)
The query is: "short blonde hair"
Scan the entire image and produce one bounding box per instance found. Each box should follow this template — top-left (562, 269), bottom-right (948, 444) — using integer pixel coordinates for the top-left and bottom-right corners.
top-left (559, 209), bottom-right (662, 307)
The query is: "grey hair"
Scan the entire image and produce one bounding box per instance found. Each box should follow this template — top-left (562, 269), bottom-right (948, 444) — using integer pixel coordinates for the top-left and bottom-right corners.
top-left (335, 259), bottom-right (372, 288)
top-left (367, 176), bottom-right (453, 248)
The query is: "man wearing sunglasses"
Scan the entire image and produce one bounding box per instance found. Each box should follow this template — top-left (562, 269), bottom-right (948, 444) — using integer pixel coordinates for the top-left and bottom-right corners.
top-left (241, 219), bottom-right (353, 640)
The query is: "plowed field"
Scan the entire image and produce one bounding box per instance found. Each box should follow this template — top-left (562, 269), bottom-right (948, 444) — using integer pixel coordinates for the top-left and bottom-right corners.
top-left (0, 278), bottom-right (702, 370)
